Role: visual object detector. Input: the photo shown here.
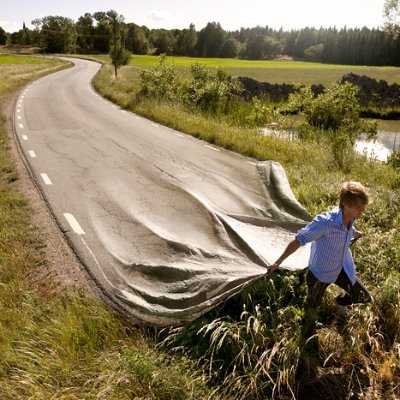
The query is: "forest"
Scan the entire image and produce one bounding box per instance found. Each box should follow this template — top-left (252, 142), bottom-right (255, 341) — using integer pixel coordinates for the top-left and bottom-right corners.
top-left (1, 11), bottom-right (400, 66)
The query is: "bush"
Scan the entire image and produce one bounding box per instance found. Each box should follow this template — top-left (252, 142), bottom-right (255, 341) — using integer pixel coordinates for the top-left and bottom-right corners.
top-left (388, 148), bottom-right (400, 169)
top-left (185, 64), bottom-right (242, 115)
top-left (138, 56), bottom-right (184, 101)
top-left (287, 82), bottom-right (377, 168)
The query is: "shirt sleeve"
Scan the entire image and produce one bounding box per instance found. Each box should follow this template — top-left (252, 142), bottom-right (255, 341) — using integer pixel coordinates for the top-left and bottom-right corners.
top-left (295, 212), bottom-right (329, 246)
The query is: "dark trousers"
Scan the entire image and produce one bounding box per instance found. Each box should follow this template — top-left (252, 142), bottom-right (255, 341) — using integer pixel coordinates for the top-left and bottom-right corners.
top-left (305, 268), bottom-right (372, 308)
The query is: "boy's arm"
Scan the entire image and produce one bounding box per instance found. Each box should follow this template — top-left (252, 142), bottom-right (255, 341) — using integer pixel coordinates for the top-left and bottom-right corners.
top-left (269, 238), bottom-right (301, 271)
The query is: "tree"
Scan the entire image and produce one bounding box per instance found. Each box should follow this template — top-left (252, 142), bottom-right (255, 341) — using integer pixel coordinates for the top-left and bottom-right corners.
top-left (107, 10), bottom-right (131, 78)
top-left (152, 29), bottom-right (175, 54)
top-left (244, 35), bottom-right (266, 59)
top-left (126, 23), bottom-right (150, 54)
top-left (31, 18), bottom-right (46, 52)
top-left (287, 82), bottom-right (377, 167)
top-left (92, 11), bottom-right (112, 52)
top-left (263, 36), bottom-right (282, 59)
top-left (220, 36), bottom-right (239, 58)
top-left (0, 26), bottom-right (7, 45)
top-left (384, 0), bottom-right (400, 36)
top-left (76, 13), bottom-right (95, 52)
top-left (293, 27), bottom-right (318, 58)
top-left (10, 29), bottom-right (30, 46)
top-left (304, 43), bottom-right (324, 61)
top-left (173, 24), bottom-right (197, 56)
top-left (196, 22), bottom-right (226, 57)
top-left (39, 16), bottom-right (77, 53)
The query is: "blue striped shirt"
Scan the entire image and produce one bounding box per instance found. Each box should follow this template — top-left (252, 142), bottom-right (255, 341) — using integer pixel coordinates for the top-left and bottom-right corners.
top-left (296, 207), bottom-right (356, 284)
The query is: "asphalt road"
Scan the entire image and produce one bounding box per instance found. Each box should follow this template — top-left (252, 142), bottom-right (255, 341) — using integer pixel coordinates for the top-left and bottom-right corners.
top-left (14, 58), bottom-right (310, 326)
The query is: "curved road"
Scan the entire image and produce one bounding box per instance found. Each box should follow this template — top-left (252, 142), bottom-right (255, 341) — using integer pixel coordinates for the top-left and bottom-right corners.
top-left (14, 58), bottom-right (311, 326)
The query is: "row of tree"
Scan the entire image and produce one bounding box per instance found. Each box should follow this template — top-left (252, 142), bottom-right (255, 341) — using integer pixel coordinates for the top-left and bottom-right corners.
top-left (2, 10), bottom-right (400, 66)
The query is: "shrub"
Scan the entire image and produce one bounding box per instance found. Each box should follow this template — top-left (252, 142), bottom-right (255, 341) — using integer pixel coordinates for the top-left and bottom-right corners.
top-left (287, 82), bottom-right (378, 168)
top-left (388, 148), bottom-right (400, 169)
top-left (138, 56), bottom-right (184, 101)
top-left (185, 64), bottom-right (242, 115)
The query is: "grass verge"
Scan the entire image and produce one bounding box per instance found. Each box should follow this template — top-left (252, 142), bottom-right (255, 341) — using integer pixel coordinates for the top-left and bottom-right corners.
top-left (92, 61), bottom-right (400, 399)
top-left (0, 56), bottom-right (217, 399)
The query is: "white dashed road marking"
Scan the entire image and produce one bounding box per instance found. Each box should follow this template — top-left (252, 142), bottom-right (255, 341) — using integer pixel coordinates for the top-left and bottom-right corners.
top-left (28, 150), bottom-right (36, 158)
top-left (40, 173), bottom-right (52, 185)
top-left (22, 135), bottom-right (28, 141)
top-left (64, 213), bottom-right (85, 235)
top-left (18, 124), bottom-right (24, 129)
top-left (204, 144), bottom-right (220, 152)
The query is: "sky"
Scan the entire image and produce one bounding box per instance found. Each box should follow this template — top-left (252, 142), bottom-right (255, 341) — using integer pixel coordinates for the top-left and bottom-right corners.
top-left (0, 0), bottom-right (387, 33)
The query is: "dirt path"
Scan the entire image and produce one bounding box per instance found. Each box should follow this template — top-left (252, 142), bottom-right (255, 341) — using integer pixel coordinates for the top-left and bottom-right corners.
top-left (1, 88), bottom-right (94, 297)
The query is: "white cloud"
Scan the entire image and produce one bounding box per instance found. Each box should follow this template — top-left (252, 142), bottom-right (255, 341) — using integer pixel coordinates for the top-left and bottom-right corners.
top-left (147, 11), bottom-right (167, 23)
top-left (145, 10), bottom-right (187, 29)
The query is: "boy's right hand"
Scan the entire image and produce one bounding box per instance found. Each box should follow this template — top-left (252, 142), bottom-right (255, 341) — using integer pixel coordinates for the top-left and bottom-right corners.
top-left (268, 262), bottom-right (280, 272)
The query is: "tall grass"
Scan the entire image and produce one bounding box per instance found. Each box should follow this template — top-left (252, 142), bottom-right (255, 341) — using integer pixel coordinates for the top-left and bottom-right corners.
top-left (93, 60), bottom-right (400, 399)
top-left (0, 56), bottom-right (217, 399)
top-left (0, 61), bottom-right (69, 96)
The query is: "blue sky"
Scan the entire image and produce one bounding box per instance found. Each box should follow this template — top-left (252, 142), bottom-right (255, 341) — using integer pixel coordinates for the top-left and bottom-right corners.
top-left (1, 0), bottom-right (386, 33)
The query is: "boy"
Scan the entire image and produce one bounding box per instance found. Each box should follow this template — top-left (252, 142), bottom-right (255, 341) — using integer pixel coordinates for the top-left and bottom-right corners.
top-left (270, 181), bottom-right (372, 315)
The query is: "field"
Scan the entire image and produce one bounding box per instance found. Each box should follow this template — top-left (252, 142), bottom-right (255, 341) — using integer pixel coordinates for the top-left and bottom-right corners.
top-left (0, 54), bottom-right (53, 64)
top-left (93, 59), bottom-right (400, 398)
top-left (0, 56), bottom-right (68, 97)
top-left (88, 54), bottom-right (400, 85)
top-left (0, 53), bottom-right (399, 399)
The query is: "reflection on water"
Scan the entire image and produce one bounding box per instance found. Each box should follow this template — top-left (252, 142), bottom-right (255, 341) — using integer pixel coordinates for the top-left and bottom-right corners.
top-left (354, 138), bottom-right (392, 161)
top-left (263, 119), bottom-right (400, 162)
top-left (355, 130), bottom-right (399, 161)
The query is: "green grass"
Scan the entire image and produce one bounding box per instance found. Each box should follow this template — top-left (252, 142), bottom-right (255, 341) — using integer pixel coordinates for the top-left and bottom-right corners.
top-left (0, 58), bottom-right (70, 97)
top-left (0, 58), bottom-right (218, 399)
top-left (93, 62), bottom-right (400, 398)
top-left (1, 53), bottom-right (399, 398)
top-left (0, 54), bottom-right (54, 64)
top-left (86, 54), bottom-right (400, 85)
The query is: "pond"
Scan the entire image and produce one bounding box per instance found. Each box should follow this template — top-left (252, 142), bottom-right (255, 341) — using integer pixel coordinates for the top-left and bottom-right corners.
top-left (263, 119), bottom-right (400, 162)
top-left (354, 120), bottom-right (400, 161)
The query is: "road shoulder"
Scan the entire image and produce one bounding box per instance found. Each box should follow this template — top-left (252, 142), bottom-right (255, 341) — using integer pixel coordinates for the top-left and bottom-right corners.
top-left (1, 88), bottom-right (94, 297)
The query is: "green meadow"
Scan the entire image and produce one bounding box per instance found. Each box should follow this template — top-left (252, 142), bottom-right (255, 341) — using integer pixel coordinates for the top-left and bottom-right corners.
top-left (93, 58), bottom-right (400, 398)
top-left (0, 53), bottom-right (398, 398)
top-left (0, 54), bottom-right (54, 64)
top-left (88, 54), bottom-right (400, 85)
top-left (0, 56), bottom-right (68, 96)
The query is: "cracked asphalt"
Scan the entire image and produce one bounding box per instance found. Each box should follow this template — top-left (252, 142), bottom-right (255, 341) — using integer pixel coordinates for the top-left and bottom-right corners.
top-left (13, 58), bottom-right (311, 326)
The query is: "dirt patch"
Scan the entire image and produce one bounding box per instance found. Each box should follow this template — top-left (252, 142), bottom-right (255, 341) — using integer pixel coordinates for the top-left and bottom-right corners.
top-left (1, 88), bottom-right (95, 298)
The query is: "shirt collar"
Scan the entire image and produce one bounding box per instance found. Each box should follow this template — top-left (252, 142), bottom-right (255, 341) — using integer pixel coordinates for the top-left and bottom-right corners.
top-left (334, 207), bottom-right (354, 228)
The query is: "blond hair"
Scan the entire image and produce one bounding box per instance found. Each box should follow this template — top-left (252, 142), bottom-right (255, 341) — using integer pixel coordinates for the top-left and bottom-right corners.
top-left (339, 181), bottom-right (369, 208)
